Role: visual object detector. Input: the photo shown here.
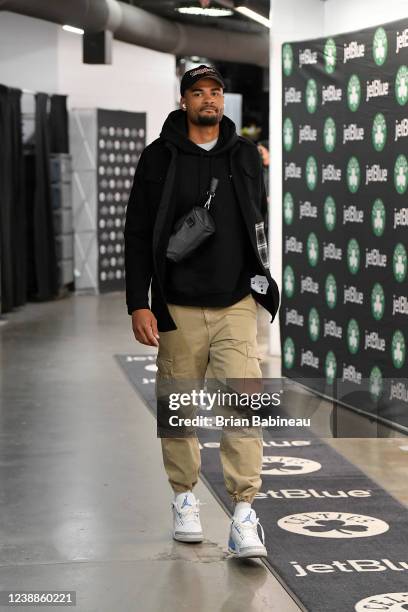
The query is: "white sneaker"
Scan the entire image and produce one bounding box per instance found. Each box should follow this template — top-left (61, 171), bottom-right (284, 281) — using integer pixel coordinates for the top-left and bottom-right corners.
top-left (172, 491), bottom-right (203, 543)
top-left (228, 508), bottom-right (267, 558)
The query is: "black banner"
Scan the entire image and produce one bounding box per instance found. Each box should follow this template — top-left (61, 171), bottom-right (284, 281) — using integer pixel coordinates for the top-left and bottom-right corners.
top-left (281, 20), bottom-right (408, 431)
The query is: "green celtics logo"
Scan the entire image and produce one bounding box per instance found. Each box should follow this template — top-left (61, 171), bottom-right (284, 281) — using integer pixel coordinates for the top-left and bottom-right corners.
top-left (373, 27), bottom-right (388, 66)
top-left (324, 196), bottom-right (336, 231)
top-left (347, 319), bottom-right (360, 355)
top-left (394, 154), bottom-right (408, 194)
top-left (283, 192), bottom-right (294, 225)
top-left (283, 337), bottom-right (295, 369)
top-left (371, 199), bottom-right (385, 237)
top-left (391, 330), bottom-right (406, 369)
top-left (395, 65), bottom-right (408, 106)
top-left (308, 308), bottom-right (320, 342)
top-left (306, 78), bottom-right (318, 113)
top-left (372, 113), bottom-right (387, 152)
top-left (347, 238), bottom-right (360, 275)
top-left (325, 351), bottom-right (337, 385)
top-left (325, 274), bottom-right (337, 309)
top-left (393, 243), bottom-right (407, 282)
top-left (323, 117), bottom-right (336, 152)
top-left (282, 43), bottom-right (293, 76)
top-left (283, 264), bottom-right (295, 298)
top-left (347, 74), bottom-right (361, 112)
top-left (307, 232), bottom-right (319, 267)
top-left (371, 283), bottom-right (385, 321)
top-left (347, 156), bottom-right (360, 193)
top-left (306, 156), bottom-right (318, 190)
top-left (324, 38), bottom-right (337, 74)
top-left (369, 366), bottom-right (383, 401)
top-left (283, 117), bottom-right (294, 152)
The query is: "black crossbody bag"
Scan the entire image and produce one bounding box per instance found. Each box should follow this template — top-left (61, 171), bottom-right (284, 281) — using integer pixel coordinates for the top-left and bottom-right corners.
top-left (166, 177), bottom-right (219, 263)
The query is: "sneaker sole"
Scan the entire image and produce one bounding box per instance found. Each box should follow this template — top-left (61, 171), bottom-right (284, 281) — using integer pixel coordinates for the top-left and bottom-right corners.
top-left (228, 545), bottom-right (268, 558)
top-left (173, 532), bottom-right (204, 543)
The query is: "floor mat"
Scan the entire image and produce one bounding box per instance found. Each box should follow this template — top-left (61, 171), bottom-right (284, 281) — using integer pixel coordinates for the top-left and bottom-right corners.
top-left (116, 354), bottom-right (408, 612)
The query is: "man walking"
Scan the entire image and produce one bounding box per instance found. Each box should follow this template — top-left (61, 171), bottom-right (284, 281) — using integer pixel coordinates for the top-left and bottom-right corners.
top-left (124, 65), bottom-right (279, 558)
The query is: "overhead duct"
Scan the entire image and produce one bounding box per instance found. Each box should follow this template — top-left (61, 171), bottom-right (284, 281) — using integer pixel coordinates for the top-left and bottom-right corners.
top-left (0, 0), bottom-right (269, 66)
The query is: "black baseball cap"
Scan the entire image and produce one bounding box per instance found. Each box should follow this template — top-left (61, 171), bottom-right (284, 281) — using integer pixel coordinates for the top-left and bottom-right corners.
top-left (180, 64), bottom-right (225, 96)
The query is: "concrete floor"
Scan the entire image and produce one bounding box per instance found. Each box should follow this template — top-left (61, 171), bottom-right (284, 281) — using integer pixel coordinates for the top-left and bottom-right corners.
top-left (0, 293), bottom-right (302, 612)
top-left (1, 292), bottom-right (407, 611)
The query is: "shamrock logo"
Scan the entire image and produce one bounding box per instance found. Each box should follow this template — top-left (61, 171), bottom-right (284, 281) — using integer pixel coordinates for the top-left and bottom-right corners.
top-left (373, 27), bottom-right (388, 66)
top-left (324, 38), bottom-right (337, 74)
top-left (396, 65), bottom-right (408, 106)
top-left (283, 43), bottom-right (293, 76)
top-left (306, 79), bottom-right (318, 113)
top-left (394, 154), bottom-right (408, 194)
top-left (325, 351), bottom-right (337, 384)
top-left (304, 519), bottom-right (369, 535)
top-left (347, 74), bottom-right (361, 112)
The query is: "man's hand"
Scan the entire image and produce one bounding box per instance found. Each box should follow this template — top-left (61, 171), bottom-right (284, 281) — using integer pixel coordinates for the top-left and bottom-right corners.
top-left (131, 309), bottom-right (160, 347)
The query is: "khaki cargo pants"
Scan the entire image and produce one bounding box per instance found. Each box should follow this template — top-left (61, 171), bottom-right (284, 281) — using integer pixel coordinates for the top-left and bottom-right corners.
top-left (156, 293), bottom-right (263, 503)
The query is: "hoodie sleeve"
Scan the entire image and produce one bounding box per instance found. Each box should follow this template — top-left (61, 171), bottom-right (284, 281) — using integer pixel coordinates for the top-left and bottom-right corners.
top-left (124, 151), bottom-right (154, 315)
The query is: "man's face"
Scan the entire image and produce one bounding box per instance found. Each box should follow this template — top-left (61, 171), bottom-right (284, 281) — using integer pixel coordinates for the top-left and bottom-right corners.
top-left (181, 78), bottom-right (224, 126)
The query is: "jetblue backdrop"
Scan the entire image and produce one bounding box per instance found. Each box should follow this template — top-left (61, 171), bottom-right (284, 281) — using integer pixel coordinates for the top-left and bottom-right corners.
top-left (281, 20), bottom-right (408, 431)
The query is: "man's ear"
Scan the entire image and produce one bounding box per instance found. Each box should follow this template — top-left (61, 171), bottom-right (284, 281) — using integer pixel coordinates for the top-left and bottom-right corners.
top-left (180, 98), bottom-right (187, 111)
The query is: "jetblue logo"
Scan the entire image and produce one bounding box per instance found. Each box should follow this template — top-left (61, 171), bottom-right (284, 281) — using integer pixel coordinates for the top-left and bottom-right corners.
top-left (344, 41), bottom-right (365, 62)
top-left (396, 28), bottom-right (408, 53)
top-left (299, 48), bottom-right (318, 66)
top-left (299, 201), bottom-right (317, 219)
top-left (285, 163), bottom-right (302, 180)
top-left (365, 248), bottom-right (387, 268)
top-left (343, 123), bottom-right (364, 143)
top-left (343, 205), bottom-right (364, 224)
top-left (390, 380), bottom-right (408, 402)
top-left (299, 125), bottom-right (317, 143)
top-left (342, 364), bottom-right (362, 384)
top-left (324, 320), bottom-right (342, 339)
top-left (285, 236), bottom-right (303, 254)
top-left (393, 295), bottom-right (408, 315)
top-left (284, 87), bottom-right (302, 105)
top-left (322, 164), bottom-right (342, 183)
top-left (394, 207), bottom-right (408, 228)
top-left (364, 331), bottom-right (386, 351)
top-left (344, 285), bottom-right (363, 305)
top-left (285, 309), bottom-right (304, 327)
top-left (366, 79), bottom-right (389, 101)
top-left (323, 243), bottom-right (342, 261)
top-left (395, 118), bottom-right (408, 141)
top-left (366, 164), bottom-right (388, 184)
top-left (322, 85), bottom-right (342, 104)
top-left (301, 276), bottom-right (319, 294)
top-left (291, 558), bottom-right (408, 578)
top-left (300, 349), bottom-right (319, 369)
top-left (256, 488), bottom-right (371, 500)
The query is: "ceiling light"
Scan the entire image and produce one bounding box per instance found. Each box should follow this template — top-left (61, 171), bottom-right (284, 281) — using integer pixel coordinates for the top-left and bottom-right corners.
top-left (235, 6), bottom-right (270, 28)
top-left (176, 7), bottom-right (233, 17)
top-left (62, 25), bottom-right (84, 35)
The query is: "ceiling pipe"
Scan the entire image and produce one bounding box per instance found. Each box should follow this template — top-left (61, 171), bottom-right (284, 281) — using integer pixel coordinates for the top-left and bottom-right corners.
top-left (0, 0), bottom-right (269, 66)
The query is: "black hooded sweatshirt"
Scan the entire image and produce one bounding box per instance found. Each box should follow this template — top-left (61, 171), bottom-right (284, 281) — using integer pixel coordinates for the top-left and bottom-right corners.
top-left (161, 110), bottom-right (255, 307)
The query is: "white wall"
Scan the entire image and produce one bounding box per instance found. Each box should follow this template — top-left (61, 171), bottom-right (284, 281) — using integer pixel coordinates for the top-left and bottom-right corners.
top-left (324, 0), bottom-right (408, 35)
top-left (0, 12), bottom-right (176, 145)
top-left (269, 0), bottom-right (325, 356)
top-left (57, 29), bottom-right (176, 145)
top-left (0, 12), bottom-right (58, 93)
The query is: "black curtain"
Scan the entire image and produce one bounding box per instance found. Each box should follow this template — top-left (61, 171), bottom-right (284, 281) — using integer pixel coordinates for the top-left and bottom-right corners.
top-left (0, 85), bottom-right (25, 313)
top-left (31, 93), bottom-right (58, 301)
top-left (49, 94), bottom-right (69, 154)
